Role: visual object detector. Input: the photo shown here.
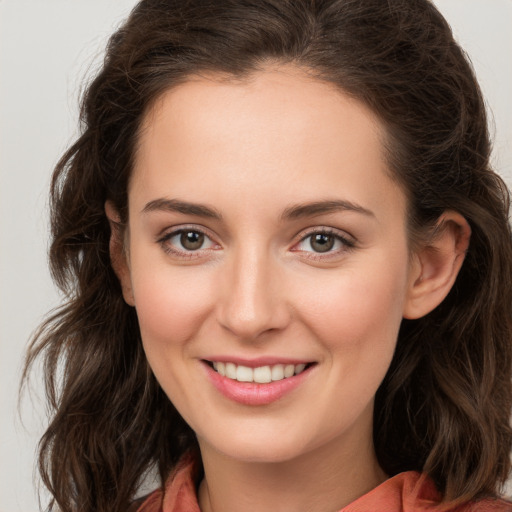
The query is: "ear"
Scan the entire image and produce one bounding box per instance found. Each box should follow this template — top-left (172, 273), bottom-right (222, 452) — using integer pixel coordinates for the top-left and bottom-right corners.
top-left (105, 201), bottom-right (135, 306)
top-left (403, 211), bottom-right (471, 320)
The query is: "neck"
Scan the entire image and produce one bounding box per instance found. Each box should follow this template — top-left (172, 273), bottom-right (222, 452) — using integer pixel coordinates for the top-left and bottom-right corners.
top-left (197, 421), bottom-right (386, 512)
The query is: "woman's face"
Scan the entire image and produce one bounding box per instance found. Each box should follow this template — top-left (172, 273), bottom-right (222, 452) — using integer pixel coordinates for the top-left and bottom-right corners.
top-left (120, 66), bottom-right (420, 463)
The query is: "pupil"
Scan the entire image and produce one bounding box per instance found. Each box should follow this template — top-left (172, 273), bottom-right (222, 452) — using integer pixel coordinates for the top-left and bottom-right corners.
top-left (180, 231), bottom-right (204, 250)
top-left (311, 234), bottom-right (334, 253)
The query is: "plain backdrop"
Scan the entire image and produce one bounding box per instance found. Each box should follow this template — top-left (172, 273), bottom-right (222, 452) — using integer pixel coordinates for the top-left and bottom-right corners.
top-left (1, 1), bottom-right (511, 511)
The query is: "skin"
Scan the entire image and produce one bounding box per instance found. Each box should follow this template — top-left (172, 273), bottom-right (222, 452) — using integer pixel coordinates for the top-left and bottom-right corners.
top-left (107, 65), bottom-right (470, 512)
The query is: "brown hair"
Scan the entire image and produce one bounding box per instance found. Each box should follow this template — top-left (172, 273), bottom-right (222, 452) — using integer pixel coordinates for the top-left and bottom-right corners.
top-left (24, 1), bottom-right (512, 511)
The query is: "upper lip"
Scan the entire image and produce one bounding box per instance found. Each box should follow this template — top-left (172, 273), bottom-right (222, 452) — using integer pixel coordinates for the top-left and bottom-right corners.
top-left (203, 356), bottom-right (314, 368)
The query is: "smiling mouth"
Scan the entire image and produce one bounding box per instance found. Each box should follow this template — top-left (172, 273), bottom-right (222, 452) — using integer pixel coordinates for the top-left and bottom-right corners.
top-left (205, 361), bottom-right (314, 384)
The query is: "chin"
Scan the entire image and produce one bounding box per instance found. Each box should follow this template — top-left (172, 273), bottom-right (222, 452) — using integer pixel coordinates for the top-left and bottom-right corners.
top-left (197, 427), bottom-right (319, 465)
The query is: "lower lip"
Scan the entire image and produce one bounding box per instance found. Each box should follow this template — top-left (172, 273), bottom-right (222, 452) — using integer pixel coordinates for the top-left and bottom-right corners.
top-left (202, 362), bottom-right (314, 406)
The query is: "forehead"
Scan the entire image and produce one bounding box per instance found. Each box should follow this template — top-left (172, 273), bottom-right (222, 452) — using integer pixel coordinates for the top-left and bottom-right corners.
top-left (131, 65), bottom-right (406, 224)
top-left (139, 66), bottom-right (381, 151)
top-left (136, 65), bottom-right (383, 162)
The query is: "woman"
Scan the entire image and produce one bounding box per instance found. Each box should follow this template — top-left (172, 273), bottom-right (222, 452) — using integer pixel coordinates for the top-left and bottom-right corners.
top-left (24, 0), bottom-right (512, 511)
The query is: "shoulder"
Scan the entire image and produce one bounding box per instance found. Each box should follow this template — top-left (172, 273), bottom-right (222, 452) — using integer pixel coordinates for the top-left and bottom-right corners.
top-left (342, 472), bottom-right (512, 512)
top-left (455, 498), bottom-right (512, 512)
top-left (127, 453), bottom-right (200, 512)
top-left (127, 490), bottom-right (163, 512)
top-left (127, 496), bottom-right (148, 512)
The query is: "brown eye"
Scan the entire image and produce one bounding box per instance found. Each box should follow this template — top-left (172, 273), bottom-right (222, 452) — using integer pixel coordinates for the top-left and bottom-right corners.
top-left (310, 233), bottom-right (335, 253)
top-left (160, 228), bottom-right (218, 257)
top-left (180, 231), bottom-right (205, 250)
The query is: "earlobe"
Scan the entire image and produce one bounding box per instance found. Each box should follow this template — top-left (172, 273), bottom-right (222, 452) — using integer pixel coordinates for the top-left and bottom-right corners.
top-left (105, 201), bottom-right (135, 306)
top-left (403, 211), bottom-right (471, 320)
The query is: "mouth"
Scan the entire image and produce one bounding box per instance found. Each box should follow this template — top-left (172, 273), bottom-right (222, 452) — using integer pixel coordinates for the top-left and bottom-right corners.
top-left (204, 360), bottom-right (315, 384)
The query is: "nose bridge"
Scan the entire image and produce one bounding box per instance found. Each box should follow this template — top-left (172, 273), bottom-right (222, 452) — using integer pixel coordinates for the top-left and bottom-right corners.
top-left (217, 242), bottom-right (288, 340)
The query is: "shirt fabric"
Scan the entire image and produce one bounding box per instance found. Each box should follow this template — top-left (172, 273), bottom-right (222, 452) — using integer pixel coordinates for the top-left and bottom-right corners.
top-left (136, 454), bottom-right (512, 512)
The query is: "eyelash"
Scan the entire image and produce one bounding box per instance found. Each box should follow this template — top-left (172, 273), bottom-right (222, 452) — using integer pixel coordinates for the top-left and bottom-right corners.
top-left (157, 226), bottom-right (219, 259)
top-left (157, 226), bottom-right (355, 260)
top-left (293, 228), bottom-right (355, 260)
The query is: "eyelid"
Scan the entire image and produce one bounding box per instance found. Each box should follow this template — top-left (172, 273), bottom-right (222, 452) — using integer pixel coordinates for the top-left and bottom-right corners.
top-left (155, 224), bottom-right (355, 261)
top-left (291, 226), bottom-right (356, 257)
top-left (156, 224), bottom-right (221, 258)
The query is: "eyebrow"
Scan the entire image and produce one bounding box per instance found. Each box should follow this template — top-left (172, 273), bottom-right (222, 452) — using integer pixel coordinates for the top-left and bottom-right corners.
top-left (141, 198), bottom-right (374, 222)
top-left (141, 198), bottom-right (223, 219)
top-left (281, 200), bottom-right (375, 220)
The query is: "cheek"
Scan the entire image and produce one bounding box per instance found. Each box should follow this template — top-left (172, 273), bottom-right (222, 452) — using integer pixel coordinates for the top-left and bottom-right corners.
top-left (130, 265), bottom-right (216, 347)
top-left (296, 259), bottom-right (408, 359)
top-left (293, 262), bottom-right (408, 422)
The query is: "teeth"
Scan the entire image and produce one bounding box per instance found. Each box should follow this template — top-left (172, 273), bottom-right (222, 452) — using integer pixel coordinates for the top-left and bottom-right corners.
top-left (211, 361), bottom-right (309, 383)
top-left (216, 361), bottom-right (226, 376)
top-left (253, 366), bottom-right (272, 383)
top-left (294, 363), bottom-right (306, 374)
top-left (225, 362), bottom-right (237, 379)
top-left (236, 365), bottom-right (253, 382)
top-left (271, 364), bottom-right (284, 381)
top-left (284, 364), bottom-right (295, 378)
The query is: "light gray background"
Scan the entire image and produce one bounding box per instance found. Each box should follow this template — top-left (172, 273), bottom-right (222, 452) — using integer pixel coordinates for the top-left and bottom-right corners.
top-left (1, 1), bottom-right (511, 511)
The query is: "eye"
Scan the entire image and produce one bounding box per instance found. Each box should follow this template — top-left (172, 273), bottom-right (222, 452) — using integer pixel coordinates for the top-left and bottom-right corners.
top-left (158, 228), bottom-right (218, 256)
top-left (306, 233), bottom-right (337, 253)
top-left (294, 229), bottom-right (355, 255)
top-left (175, 230), bottom-right (206, 251)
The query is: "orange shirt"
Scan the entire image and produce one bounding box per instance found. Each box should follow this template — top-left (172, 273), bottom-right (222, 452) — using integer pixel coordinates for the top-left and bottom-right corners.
top-left (136, 455), bottom-right (512, 512)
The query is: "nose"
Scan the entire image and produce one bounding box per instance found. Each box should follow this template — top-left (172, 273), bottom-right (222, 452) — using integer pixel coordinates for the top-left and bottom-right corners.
top-left (216, 247), bottom-right (291, 341)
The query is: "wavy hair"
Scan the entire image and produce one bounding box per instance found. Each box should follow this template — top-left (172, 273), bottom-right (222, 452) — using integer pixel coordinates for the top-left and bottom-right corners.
top-left (24, 1), bottom-right (512, 511)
